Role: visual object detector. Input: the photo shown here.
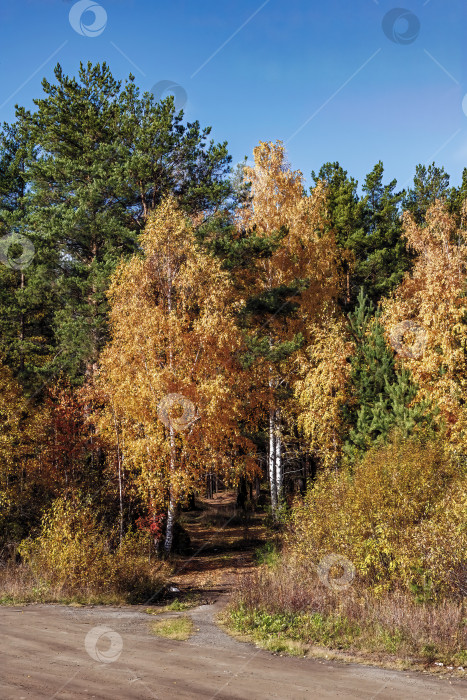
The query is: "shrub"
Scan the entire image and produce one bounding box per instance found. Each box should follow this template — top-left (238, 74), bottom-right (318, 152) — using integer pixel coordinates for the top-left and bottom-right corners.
top-left (227, 564), bottom-right (466, 665)
top-left (286, 432), bottom-right (466, 598)
top-left (17, 495), bottom-right (167, 601)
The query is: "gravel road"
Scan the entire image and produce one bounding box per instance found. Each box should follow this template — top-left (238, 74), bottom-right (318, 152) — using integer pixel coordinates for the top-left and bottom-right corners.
top-left (1, 598), bottom-right (466, 700)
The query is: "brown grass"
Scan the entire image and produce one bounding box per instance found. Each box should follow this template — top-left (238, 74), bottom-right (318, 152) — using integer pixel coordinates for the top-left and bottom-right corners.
top-left (0, 558), bottom-right (171, 606)
top-left (226, 561), bottom-right (467, 668)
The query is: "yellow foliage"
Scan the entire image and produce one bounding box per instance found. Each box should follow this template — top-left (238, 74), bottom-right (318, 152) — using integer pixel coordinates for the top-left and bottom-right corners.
top-left (382, 201), bottom-right (467, 449)
top-left (286, 433), bottom-right (465, 598)
top-left (97, 196), bottom-right (259, 520)
top-left (295, 311), bottom-right (352, 469)
top-left (19, 496), bottom-right (161, 595)
top-left (239, 141), bottom-right (343, 333)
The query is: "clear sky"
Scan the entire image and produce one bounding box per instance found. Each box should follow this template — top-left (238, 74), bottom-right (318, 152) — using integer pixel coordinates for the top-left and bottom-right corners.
top-left (0, 0), bottom-right (466, 190)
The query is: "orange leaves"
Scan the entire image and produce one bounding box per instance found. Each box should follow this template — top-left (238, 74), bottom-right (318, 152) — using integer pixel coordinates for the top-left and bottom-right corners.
top-left (98, 197), bottom-right (258, 515)
top-left (239, 141), bottom-right (341, 318)
top-left (382, 201), bottom-right (467, 445)
top-left (295, 312), bottom-right (352, 469)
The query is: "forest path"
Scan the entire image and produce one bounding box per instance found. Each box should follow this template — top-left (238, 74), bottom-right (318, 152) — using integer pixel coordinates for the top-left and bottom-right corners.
top-left (167, 490), bottom-right (268, 603)
top-left (1, 494), bottom-right (466, 699)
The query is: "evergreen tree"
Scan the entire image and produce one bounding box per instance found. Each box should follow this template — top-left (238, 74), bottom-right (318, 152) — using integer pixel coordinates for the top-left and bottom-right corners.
top-left (448, 167), bottom-right (467, 223)
top-left (2, 62), bottom-right (232, 386)
top-left (0, 122), bottom-right (55, 389)
top-left (403, 162), bottom-right (450, 224)
top-left (344, 289), bottom-right (431, 458)
top-left (357, 162), bottom-right (410, 304)
top-left (312, 161), bottom-right (411, 307)
top-left (311, 162), bottom-right (361, 307)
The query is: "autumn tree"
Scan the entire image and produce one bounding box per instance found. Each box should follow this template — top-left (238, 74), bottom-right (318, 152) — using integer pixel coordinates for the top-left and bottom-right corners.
top-left (295, 311), bottom-right (351, 470)
top-left (98, 197), bottom-right (258, 553)
top-left (236, 142), bottom-right (342, 511)
top-left (4, 61), bottom-right (232, 386)
top-left (382, 200), bottom-right (467, 450)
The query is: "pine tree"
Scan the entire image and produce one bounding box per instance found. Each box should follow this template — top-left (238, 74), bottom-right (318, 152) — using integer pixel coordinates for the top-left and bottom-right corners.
top-left (357, 162), bottom-right (410, 304)
top-left (313, 161), bottom-right (411, 307)
top-left (344, 289), bottom-right (430, 458)
top-left (5, 61), bottom-right (232, 386)
top-left (0, 121), bottom-right (55, 390)
top-left (403, 163), bottom-right (450, 224)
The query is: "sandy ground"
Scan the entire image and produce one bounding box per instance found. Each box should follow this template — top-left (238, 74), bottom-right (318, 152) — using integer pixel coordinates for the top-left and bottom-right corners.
top-left (1, 597), bottom-right (466, 700)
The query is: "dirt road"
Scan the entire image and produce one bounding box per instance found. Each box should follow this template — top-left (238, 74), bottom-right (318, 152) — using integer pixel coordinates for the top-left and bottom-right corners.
top-left (1, 598), bottom-right (466, 700)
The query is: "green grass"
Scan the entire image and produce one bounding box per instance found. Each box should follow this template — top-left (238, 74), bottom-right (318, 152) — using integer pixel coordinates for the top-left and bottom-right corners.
top-left (254, 542), bottom-right (280, 568)
top-left (150, 615), bottom-right (194, 641)
top-left (145, 596), bottom-right (199, 614)
top-left (226, 605), bottom-right (359, 650)
top-left (223, 604), bottom-right (467, 668)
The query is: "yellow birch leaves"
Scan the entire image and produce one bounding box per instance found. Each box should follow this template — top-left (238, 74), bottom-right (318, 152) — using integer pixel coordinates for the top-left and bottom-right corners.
top-left (97, 197), bottom-right (257, 516)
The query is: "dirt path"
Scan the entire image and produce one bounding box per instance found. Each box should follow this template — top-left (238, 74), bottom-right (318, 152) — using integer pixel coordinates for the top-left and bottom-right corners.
top-left (1, 601), bottom-right (466, 699)
top-left (1, 494), bottom-right (466, 699)
top-left (168, 491), bottom-right (267, 598)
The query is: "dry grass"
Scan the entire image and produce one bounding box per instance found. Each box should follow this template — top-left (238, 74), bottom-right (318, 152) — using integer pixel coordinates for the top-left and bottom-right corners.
top-left (150, 615), bottom-right (194, 640)
top-left (225, 562), bottom-right (467, 668)
top-left (0, 559), bottom-right (171, 606)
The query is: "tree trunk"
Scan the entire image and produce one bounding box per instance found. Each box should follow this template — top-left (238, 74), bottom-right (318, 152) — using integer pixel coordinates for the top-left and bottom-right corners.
top-left (164, 494), bottom-right (176, 554)
top-left (269, 408), bottom-right (278, 513)
top-left (275, 414), bottom-right (282, 500)
top-left (164, 423), bottom-right (176, 554)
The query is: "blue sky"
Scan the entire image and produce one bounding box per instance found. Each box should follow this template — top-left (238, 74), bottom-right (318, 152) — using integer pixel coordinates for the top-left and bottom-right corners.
top-left (0, 0), bottom-right (466, 190)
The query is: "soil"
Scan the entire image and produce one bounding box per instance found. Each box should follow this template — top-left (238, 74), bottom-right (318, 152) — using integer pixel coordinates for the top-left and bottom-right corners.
top-left (1, 491), bottom-right (466, 699)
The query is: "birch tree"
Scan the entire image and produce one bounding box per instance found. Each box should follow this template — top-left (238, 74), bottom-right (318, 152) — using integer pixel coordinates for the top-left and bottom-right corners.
top-left (381, 200), bottom-right (467, 451)
top-left (98, 197), bottom-right (257, 553)
top-left (237, 142), bottom-right (342, 512)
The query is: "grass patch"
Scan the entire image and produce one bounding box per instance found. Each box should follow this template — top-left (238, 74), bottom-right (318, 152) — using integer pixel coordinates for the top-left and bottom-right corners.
top-left (224, 564), bottom-right (467, 669)
top-left (145, 595), bottom-right (200, 615)
top-left (0, 559), bottom-right (170, 606)
top-left (150, 615), bottom-right (194, 641)
top-left (254, 542), bottom-right (280, 567)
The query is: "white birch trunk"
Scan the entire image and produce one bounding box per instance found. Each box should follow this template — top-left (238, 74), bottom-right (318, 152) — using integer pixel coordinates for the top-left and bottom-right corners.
top-left (269, 407), bottom-right (278, 514)
top-left (164, 423), bottom-right (176, 554)
top-left (275, 418), bottom-right (282, 500)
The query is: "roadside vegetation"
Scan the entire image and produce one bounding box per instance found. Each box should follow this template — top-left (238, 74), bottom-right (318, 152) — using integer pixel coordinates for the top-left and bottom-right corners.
top-left (0, 62), bottom-right (465, 672)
